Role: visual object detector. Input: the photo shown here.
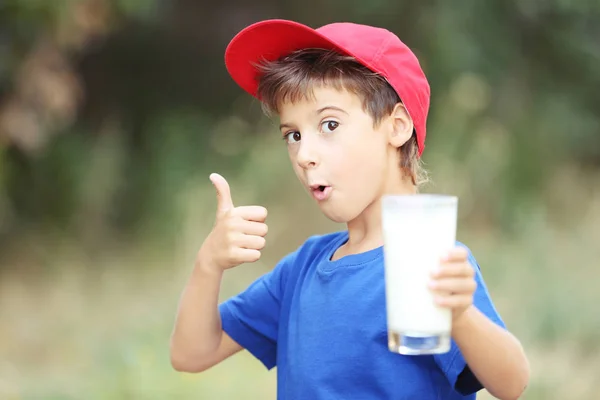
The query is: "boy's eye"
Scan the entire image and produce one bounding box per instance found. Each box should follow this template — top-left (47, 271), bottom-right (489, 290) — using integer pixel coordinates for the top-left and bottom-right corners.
top-left (321, 120), bottom-right (339, 133)
top-left (285, 131), bottom-right (301, 144)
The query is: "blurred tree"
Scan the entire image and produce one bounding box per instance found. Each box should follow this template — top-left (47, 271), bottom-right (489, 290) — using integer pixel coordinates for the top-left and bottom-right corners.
top-left (0, 0), bottom-right (598, 257)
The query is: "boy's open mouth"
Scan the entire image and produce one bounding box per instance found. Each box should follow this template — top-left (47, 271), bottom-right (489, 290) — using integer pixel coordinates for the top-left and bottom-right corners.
top-left (309, 184), bottom-right (332, 201)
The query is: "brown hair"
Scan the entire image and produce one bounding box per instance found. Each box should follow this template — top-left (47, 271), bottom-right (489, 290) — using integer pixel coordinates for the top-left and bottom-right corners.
top-left (255, 49), bottom-right (428, 186)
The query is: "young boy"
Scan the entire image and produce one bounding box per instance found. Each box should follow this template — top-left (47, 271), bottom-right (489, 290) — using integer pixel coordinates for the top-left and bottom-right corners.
top-left (170, 19), bottom-right (530, 399)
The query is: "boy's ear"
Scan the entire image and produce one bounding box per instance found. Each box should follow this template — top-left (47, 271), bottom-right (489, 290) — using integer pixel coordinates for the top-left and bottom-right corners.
top-left (388, 102), bottom-right (414, 148)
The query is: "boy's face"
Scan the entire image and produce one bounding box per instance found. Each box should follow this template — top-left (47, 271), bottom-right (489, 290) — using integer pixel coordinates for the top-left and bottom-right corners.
top-left (278, 86), bottom-right (412, 223)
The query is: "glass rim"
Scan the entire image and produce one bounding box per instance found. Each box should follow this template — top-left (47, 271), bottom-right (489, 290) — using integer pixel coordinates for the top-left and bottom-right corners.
top-left (381, 194), bottom-right (457, 206)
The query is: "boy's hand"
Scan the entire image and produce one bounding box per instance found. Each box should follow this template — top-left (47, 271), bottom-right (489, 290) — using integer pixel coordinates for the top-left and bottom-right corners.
top-left (197, 173), bottom-right (268, 272)
top-left (428, 247), bottom-right (476, 323)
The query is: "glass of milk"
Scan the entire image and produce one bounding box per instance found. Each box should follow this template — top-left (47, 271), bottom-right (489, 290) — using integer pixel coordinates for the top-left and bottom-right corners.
top-left (381, 194), bottom-right (458, 355)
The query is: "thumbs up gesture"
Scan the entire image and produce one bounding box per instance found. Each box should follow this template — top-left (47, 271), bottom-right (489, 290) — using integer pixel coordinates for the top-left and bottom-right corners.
top-left (197, 173), bottom-right (268, 271)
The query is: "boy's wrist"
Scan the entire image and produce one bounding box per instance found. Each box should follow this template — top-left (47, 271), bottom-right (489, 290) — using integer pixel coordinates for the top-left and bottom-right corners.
top-left (451, 305), bottom-right (477, 336)
top-left (194, 250), bottom-right (224, 277)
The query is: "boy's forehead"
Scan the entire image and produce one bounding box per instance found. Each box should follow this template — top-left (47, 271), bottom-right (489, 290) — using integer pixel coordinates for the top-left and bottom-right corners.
top-left (278, 86), bottom-right (362, 116)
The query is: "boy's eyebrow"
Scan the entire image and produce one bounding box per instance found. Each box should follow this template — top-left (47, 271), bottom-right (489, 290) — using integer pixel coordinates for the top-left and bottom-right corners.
top-left (317, 106), bottom-right (348, 115)
top-left (279, 106), bottom-right (349, 130)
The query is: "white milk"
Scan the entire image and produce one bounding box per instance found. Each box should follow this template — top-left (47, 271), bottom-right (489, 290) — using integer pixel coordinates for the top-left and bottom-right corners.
top-left (381, 195), bottom-right (457, 355)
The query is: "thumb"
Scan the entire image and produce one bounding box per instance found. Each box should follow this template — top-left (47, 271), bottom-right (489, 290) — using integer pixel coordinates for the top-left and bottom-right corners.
top-left (209, 173), bottom-right (234, 214)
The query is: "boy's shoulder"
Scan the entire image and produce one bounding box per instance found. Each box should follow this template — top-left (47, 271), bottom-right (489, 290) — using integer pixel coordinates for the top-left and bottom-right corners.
top-left (456, 241), bottom-right (482, 270)
top-left (302, 230), bottom-right (347, 248)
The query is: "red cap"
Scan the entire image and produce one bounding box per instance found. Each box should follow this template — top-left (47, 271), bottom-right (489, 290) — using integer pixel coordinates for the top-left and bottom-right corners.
top-left (225, 19), bottom-right (430, 156)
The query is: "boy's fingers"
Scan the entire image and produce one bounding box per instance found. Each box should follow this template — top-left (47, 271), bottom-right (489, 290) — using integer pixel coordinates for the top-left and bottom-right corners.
top-left (231, 248), bottom-right (261, 263)
top-left (237, 234), bottom-right (266, 250)
top-left (234, 206), bottom-right (268, 222)
top-left (238, 220), bottom-right (268, 237)
top-left (432, 263), bottom-right (475, 278)
top-left (442, 247), bottom-right (469, 262)
top-left (210, 173), bottom-right (234, 214)
top-left (434, 294), bottom-right (472, 308)
top-left (429, 278), bottom-right (477, 293)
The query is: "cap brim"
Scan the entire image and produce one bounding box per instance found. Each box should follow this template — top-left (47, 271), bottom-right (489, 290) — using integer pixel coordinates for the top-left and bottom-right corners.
top-left (225, 19), bottom-right (347, 98)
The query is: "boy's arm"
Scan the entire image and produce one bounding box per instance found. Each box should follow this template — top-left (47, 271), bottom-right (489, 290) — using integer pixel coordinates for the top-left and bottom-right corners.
top-left (170, 173), bottom-right (267, 372)
top-left (170, 261), bottom-right (242, 372)
top-left (452, 306), bottom-right (530, 400)
top-left (430, 247), bottom-right (530, 400)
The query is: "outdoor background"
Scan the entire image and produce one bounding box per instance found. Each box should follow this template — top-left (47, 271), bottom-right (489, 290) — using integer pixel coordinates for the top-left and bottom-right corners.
top-left (0, 1), bottom-right (599, 399)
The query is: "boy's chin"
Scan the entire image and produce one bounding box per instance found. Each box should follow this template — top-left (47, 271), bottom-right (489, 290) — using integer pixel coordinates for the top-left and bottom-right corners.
top-left (319, 207), bottom-right (358, 224)
top-left (323, 213), bottom-right (349, 224)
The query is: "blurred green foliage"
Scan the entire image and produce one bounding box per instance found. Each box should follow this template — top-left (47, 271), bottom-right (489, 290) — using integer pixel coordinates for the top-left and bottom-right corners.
top-left (0, 0), bottom-right (599, 247)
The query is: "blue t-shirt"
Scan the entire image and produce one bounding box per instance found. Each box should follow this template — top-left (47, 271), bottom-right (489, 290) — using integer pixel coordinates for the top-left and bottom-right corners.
top-left (219, 231), bottom-right (505, 399)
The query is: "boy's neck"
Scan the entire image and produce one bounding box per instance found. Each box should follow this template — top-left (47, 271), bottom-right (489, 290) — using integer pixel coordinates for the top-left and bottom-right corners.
top-left (333, 180), bottom-right (416, 260)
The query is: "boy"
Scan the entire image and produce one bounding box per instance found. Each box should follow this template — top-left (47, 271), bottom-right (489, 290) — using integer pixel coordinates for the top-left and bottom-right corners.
top-left (170, 19), bottom-right (530, 399)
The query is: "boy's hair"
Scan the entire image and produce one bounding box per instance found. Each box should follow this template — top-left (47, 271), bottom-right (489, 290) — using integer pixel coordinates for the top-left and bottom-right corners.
top-left (255, 49), bottom-right (428, 187)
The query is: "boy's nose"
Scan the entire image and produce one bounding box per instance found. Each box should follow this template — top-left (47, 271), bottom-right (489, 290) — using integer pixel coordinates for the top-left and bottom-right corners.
top-left (296, 140), bottom-right (319, 170)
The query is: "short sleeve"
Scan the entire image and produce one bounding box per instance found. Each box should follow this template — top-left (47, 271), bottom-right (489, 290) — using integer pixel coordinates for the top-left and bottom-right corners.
top-left (433, 245), bottom-right (506, 395)
top-left (219, 251), bottom-right (295, 370)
